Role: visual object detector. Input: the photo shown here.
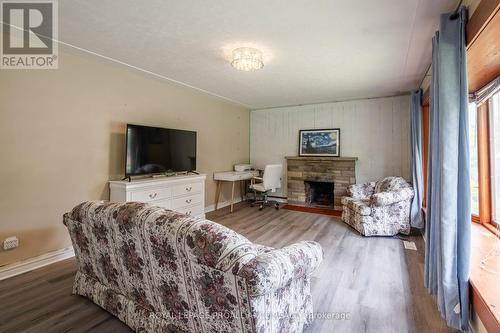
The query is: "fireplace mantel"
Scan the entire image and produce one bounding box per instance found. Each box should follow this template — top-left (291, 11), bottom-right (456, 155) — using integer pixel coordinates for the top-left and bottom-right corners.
top-left (286, 156), bottom-right (358, 210)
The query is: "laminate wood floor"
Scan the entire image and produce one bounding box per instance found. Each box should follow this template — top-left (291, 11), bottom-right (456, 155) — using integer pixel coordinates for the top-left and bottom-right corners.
top-left (0, 203), bottom-right (457, 333)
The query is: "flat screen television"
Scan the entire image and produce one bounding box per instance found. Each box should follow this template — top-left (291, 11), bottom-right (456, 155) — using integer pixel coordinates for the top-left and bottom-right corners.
top-left (125, 124), bottom-right (197, 177)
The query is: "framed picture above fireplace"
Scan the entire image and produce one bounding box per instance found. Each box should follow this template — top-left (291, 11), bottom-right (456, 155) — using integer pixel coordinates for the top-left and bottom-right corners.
top-left (299, 128), bottom-right (340, 157)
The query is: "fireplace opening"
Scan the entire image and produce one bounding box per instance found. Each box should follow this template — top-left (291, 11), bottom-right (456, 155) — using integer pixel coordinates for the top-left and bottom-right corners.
top-left (304, 181), bottom-right (334, 208)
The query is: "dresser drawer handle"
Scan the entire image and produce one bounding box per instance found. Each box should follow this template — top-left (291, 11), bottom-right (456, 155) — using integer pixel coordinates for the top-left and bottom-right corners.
top-left (149, 193), bottom-right (158, 199)
top-left (185, 186), bottom-right (192, 192)
top-left (185, 199), bottom-right (192, 204)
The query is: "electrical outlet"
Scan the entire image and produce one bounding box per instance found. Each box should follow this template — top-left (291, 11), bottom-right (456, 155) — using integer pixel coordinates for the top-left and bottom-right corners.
top-left (3, 236), bottom-right (19, 250)
top-left (403, 240), bottom-right (417, 251)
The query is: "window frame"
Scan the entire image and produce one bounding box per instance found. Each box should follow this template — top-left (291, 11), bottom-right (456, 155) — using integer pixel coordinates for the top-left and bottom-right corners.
top-left (421, 90), bottom-right (499, 235)
top-left (487, 93), bottom-right (500, 228)
top-left (469, 101), bottom-right (480, 218)
top-left (475, 101), bottom-right (493, 229)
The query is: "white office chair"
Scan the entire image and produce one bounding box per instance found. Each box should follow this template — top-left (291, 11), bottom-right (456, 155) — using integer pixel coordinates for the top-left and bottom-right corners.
top-left (250, 164), bottom-right (283, 210)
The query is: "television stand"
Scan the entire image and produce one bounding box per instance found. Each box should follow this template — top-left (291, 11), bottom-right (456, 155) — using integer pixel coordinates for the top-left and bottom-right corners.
top-left (109, 173), bottom-right (207, 219)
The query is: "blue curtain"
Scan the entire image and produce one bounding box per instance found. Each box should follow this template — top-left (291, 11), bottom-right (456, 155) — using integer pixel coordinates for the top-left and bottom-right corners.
top-left (424, 7), bottom-right (471, 331)
top-left (410, 90), bottom-right (424, 228)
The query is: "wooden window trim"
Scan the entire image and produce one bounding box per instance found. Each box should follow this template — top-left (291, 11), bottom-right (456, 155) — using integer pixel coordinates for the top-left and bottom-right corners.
top-left (466, 0), bottom-right (500, 48)
top-left (476, 103), bottom-right (493, 227)
top-left (466, 0), bottom-right (500, 93)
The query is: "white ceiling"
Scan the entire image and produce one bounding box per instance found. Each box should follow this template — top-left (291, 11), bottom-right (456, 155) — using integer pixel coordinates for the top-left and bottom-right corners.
top-left (58, 0), bottom-right (458, 109)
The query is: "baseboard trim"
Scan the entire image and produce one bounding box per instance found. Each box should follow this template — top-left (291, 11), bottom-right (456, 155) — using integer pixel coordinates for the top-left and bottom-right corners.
top-left (0, 246), bottom-right (75, 281)
top-left (283, 204), bottom-right (342, 217)
top-left (268, 197), bottom-right (288, 204)
top-left (205, 198), bottom-right (243, 213)
top-left (205, 196), bottom-right (288, 213)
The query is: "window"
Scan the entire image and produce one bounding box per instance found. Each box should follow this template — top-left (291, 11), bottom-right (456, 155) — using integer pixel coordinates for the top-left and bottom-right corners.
top-left (468, 84), bottom-right (500, 232)
top-left (489, 91), bottom-right (500, 225)
top-left (469, 102), bottom-right (479, 216)
top-left (421, 81), bottom-right (499, 233)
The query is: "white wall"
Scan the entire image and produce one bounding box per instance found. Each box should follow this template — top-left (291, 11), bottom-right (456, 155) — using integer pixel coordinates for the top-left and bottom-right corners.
top-left (250, 95), bottom-right (411, 196)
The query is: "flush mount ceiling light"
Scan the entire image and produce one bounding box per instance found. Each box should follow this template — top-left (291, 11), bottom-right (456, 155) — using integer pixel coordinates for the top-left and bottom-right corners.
top-left (231, 47), bottom-right (264, 71)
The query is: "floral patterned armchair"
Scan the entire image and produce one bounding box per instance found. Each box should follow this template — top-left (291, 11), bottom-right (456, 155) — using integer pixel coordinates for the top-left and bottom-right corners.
top-left (341, 176), bottom-right (414, 236)
top-left (64, 201), bottom-right (323, 333)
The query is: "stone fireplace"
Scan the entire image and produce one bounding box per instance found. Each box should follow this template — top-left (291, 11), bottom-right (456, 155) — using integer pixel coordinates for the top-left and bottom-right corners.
top-left (286, 156), bottom-right (358, 210)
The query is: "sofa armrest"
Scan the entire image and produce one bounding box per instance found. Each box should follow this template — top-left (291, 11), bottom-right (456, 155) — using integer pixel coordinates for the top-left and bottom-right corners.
top-left (347, 182), bottom-right (376, 200)
top-left (237, 241), bottom-right (323, 296)
top-left (371, 187), bottom-right (414, 206)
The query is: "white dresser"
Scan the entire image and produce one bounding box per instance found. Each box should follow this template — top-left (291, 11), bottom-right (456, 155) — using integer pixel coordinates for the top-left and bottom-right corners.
top-left (109, 174), bottom-right (206, 218)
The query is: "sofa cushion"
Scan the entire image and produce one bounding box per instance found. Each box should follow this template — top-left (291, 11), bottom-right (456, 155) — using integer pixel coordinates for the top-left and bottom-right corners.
top-left (347, 182), bottom-right (376, 199)
top-left (374, 176), bottom-right (407, 193)
top-left (371, 187), bottom-right (414, 206)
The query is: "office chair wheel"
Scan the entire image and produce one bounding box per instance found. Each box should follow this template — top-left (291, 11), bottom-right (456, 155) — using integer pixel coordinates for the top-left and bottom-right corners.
top-left (275, 203), bottom-right (279, 210)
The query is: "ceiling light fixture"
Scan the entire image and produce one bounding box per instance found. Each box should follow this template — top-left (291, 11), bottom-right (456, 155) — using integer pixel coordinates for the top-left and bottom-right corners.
top-left (231, 47), bottom-right (264, 71)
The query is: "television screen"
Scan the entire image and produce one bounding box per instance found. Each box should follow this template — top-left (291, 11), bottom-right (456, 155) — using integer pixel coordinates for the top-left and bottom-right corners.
top-left (125, 124), bottom-right (197, 176)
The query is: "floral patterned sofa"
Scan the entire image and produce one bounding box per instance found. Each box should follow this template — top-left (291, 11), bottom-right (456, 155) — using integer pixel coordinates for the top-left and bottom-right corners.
top-left (64, 201), bottom-right (323, 333)
top-left (341, 177), bottom-right (414, 236)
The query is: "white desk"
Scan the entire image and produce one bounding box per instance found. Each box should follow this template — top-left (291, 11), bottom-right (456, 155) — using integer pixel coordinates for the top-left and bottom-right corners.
top-left (213, 170), bottom-right (259, 212)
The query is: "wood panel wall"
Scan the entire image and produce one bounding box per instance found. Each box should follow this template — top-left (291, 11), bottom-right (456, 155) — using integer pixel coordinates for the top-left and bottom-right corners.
top-left (467, 0), bottom-right (500, 93)
top-left (250, 95), bottom-right (411, 196)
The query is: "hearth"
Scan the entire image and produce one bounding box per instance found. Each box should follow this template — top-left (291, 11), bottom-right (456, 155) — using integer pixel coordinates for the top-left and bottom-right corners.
top-left (305, 181), bottom-right (334, 208)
